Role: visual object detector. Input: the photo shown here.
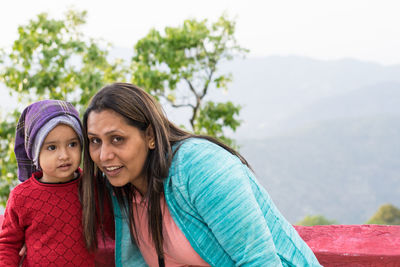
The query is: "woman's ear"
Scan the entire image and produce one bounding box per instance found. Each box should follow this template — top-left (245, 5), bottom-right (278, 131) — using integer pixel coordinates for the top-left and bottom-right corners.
top-left (146, 126), bottom-right (155, 149)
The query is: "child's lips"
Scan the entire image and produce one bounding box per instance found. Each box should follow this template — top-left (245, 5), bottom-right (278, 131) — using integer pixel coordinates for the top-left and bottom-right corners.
top-left (58, 163), bottom-right (72, 169)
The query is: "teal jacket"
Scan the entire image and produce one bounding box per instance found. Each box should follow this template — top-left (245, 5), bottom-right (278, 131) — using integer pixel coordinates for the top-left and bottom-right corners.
top-left (112, 138), bottom-right (321, 266)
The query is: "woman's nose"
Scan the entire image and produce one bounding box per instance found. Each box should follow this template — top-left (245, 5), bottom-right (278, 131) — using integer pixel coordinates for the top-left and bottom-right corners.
top-left (99, 143), bottom-right (114, 162)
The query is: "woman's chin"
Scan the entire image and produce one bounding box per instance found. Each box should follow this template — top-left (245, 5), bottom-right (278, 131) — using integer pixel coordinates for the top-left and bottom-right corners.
top-left (106, 178), bottom-right (129, 187)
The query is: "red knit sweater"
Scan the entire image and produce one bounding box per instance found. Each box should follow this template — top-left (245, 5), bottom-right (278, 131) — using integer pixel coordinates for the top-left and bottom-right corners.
top-left (0, 171), bottom-right (95, 266)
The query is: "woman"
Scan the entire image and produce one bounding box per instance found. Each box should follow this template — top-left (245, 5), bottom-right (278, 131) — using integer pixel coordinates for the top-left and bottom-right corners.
top-left (81, 83), bottom-right (321, 266)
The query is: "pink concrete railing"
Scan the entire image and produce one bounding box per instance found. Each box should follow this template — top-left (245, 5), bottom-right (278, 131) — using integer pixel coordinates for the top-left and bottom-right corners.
top-left (1, 215), bottom-right (400, 266)
top-left (294, 225), bottom-right (400, 266)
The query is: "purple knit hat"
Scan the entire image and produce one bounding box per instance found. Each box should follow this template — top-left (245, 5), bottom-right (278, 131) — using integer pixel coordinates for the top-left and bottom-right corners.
top-left (14, 100), bottom-right (82, 182)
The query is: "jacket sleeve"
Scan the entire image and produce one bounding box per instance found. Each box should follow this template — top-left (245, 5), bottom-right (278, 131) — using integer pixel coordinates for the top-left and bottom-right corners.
top-left (179, 141), bottom-right (283, 266)
top-left (0, 191), bottom-right (24, 266)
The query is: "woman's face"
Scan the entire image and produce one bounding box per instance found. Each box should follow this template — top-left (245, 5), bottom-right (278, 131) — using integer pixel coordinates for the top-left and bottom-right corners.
top-left (87, 109), bottom-right (153, 193)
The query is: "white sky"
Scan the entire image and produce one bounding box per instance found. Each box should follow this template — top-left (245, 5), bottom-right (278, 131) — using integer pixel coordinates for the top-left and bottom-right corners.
top-left (1, 0), bottom-right (400, 65)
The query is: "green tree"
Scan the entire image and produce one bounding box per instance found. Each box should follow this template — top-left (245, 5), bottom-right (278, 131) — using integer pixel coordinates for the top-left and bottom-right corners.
top-left (0, 9), bottom-right (128, 205)
top-left (0, 112), bottom-right (19, 206)
top-left (296, 215), bottom-right (338, 226)
top-left (131, 15), bottom-right (247, 146)
top-left (366, 204), bottom-right (400, 225)
top-left (1, 9), bottom-right (127, 110)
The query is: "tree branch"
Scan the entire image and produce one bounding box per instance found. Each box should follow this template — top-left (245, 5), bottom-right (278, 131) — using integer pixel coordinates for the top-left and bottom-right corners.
top-left (182, 77), bottom-right (201, 130)
top-left (159, 94), bottom-right (195, 109)
top-left (171, 103), bottom-right (195, 109)
top-left (200, 67), bottom-right (214, 100)
top-left (183, 77), bottom-right (199, 98)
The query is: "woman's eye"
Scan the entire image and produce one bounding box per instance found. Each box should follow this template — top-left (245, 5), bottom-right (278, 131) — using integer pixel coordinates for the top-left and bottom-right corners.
top-left (112, 136), bottom-right (123, 143)
top-left (47, 145), bottom-right (56, 151)
top-left (90, 137), bottom-right (101, 144)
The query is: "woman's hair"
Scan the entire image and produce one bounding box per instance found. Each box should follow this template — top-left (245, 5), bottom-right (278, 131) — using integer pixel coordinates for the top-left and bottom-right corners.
top-left (81, 83), bottom-right (249, 259)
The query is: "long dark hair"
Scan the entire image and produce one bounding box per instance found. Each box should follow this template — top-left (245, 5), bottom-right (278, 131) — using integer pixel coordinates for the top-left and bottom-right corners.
top-left (81, 83), bottom-right (250, 261)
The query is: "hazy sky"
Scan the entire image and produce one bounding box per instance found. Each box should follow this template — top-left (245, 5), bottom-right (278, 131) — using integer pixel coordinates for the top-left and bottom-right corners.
top-left (1, 0), bottom-right (400, 65)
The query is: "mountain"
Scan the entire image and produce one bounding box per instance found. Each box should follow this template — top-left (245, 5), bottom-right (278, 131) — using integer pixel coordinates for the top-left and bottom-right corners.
top-left (281, 81), bottom-right (400, 131)
top-left (198, 56), bottom-right (400, 139)
top-left (239, 116), bottom-right (400, 224)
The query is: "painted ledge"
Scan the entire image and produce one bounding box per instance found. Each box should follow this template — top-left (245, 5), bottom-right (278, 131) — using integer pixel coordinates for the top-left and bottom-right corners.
top-left (294, 224), bottom-right (400, 266)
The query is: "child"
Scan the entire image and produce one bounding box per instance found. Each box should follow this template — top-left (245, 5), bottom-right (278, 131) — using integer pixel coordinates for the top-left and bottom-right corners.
top-left (0, 100), bottom-right (95, 266)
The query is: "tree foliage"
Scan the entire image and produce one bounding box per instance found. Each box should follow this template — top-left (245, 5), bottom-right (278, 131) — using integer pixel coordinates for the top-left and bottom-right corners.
top-left (0, 112), bottom-right (19, 206)
top-left (296, 215), bottom-right (338, 226)
top-left (366, 204), bottom-right (400, 225)
top-left (0, 10), bottom-right (245, 205)
top-left (131, 15), bottom-right (247, 146)
top-left (0, 9), bottom-right (128, 205)
top-left (1, 9), bottom-right (127, 109)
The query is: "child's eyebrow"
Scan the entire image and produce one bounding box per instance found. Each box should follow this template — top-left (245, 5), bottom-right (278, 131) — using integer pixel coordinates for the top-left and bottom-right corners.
top-left (43, 137), bottom-right (79, 145)
top-left (43, 140), bottom-right (57, 145)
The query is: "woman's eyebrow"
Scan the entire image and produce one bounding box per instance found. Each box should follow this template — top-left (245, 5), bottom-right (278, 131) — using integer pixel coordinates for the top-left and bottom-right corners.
top-left (87, 130), bottom-right (123, 136)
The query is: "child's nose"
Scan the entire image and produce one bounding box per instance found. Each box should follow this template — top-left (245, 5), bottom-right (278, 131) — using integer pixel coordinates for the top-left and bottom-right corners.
top-left (58, 147), bottom-right (69, 160)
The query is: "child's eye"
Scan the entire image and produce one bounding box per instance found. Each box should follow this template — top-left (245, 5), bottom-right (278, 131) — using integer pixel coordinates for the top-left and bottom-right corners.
top-left (69, 141), bottom-right (79, 148)
top-left (47, 145), bottom-right (56, 151)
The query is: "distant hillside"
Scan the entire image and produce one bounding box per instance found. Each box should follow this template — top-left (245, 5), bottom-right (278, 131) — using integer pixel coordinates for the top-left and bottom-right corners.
top-left (239, 116), bottom-right (400, 224)
top-left (282, 81), bottom-right (400, 130)
top-left (201, 56), bottom-right (400, 139)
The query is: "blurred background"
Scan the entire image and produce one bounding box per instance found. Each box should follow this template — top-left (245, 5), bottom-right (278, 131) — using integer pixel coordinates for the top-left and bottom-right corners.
top-left (1, 0), bottom-right (399, 225)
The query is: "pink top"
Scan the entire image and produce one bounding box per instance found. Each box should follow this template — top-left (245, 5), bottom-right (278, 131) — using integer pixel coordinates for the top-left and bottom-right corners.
top-left (132, 192), bottom-right (210, 267)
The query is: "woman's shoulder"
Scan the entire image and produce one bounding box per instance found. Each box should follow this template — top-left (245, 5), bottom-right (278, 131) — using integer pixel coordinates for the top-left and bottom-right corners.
top-left (170, 137), bottom-right (241, 177)
top-left (175, 137), bottom-right (224, 156)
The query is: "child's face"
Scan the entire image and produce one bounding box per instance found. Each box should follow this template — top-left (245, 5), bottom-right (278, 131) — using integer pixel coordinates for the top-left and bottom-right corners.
top-left (39, 124), bottom-right (81, 183)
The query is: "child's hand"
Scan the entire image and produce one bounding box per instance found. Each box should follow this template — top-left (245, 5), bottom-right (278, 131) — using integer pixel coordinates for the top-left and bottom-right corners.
top-left (19, 244), bottom-right (26, 266)
top-left (19, 244), bottom-right (26, 256)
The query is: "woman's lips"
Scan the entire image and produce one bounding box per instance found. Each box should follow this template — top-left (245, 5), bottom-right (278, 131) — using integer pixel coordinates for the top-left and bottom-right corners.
top-left (103, 166), bottom-right (123, 177)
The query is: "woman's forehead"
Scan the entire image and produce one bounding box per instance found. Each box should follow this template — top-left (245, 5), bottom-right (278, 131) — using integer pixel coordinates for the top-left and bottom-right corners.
top-left (87, 109), bottom-right (137, 135)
